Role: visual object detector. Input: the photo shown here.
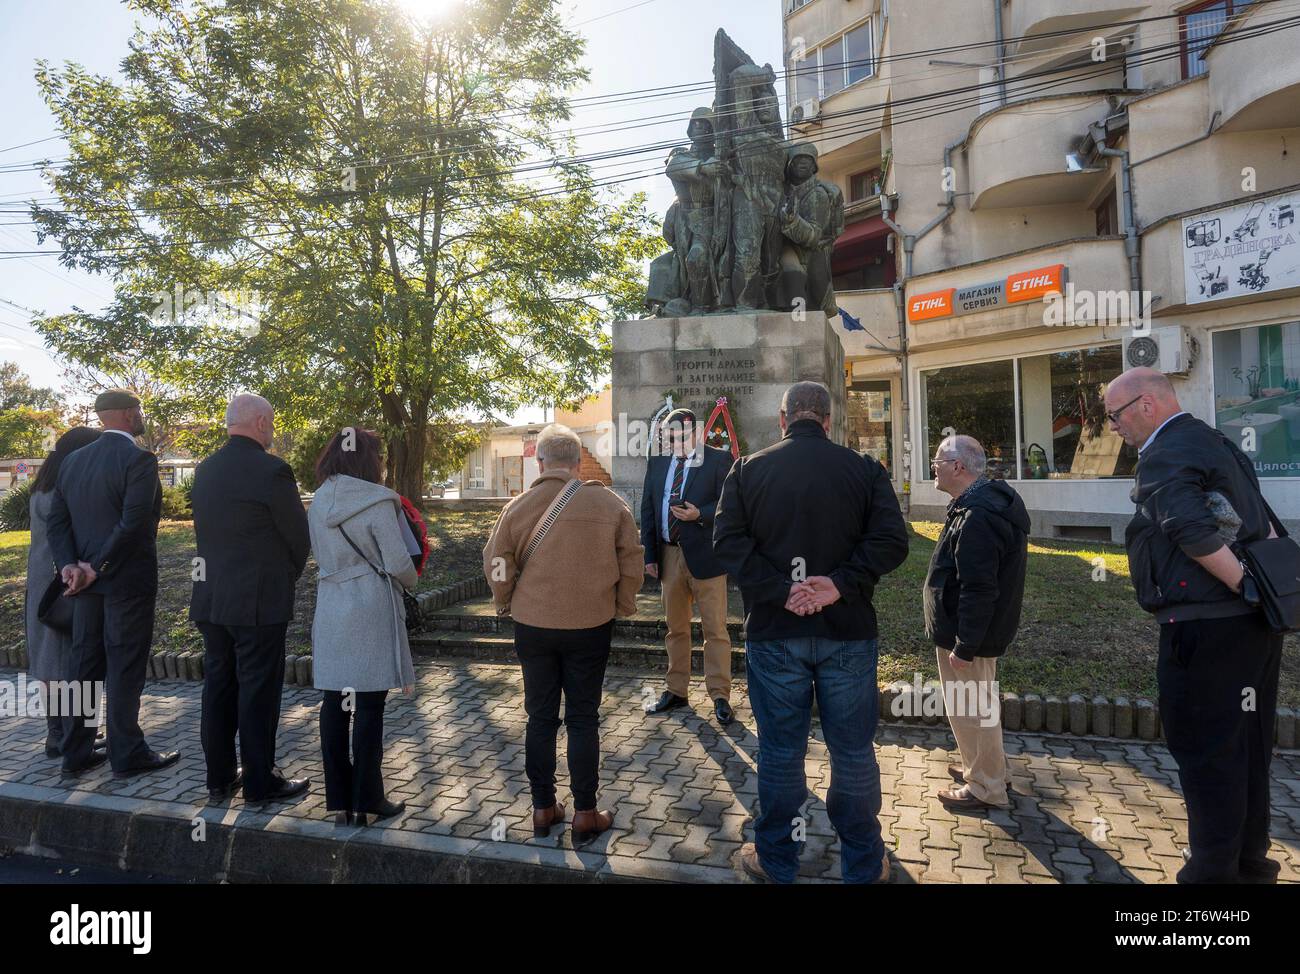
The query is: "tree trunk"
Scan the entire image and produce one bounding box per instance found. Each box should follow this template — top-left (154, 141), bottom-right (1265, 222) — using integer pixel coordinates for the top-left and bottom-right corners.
top-left (387, 422), bottom-right (428, 509)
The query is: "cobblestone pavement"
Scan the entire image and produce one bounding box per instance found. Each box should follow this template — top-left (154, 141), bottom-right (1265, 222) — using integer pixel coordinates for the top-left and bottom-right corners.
top-left (2, 661), bottom-right (1298, 883)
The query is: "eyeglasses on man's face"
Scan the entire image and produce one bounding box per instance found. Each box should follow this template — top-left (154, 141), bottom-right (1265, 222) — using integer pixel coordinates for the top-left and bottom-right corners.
top-left (1105, 394), bottom-right (1144, 425)
top-left (931, 457), bottom-right (960, 470)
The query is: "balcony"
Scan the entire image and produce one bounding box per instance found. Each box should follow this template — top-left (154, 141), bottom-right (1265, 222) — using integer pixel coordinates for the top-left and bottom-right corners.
top-left (1007, 2), bottom-right (1146, 56)
top-left (1204, 7), bottom-right (1300, 132)
top-left (967, 93), bottom-right (1120, 209)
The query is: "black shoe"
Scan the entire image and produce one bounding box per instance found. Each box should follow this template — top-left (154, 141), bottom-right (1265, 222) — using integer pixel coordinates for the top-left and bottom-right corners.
top-left (62, 751), bottom-right (109, 776)
top-left (112, 750), bottom-right (181, 779)
top-left (647, 691), bottom-right (689, 714)
top-left (93, 738), bottom-right (107, 752)
top-left (45, 741), bottom-right (61, 760)
top-left (358, 799), bottom-right (406, 826)
top-left (207, 768), bottom-right (244, 802)
top-left (249, 776), bottom-right (311, 804)
top-left (714, 697), bottom-right (734, 726)
top-left (333, 811), bottom-right (355, 827)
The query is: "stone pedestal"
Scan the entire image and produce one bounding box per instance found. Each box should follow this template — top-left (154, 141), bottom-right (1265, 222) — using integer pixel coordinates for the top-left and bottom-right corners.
top-left (611, 311), bottom-right (846, 512)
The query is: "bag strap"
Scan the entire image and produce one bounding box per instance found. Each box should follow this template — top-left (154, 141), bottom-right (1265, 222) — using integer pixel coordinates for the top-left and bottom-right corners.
top-left (1218, 432), bottom-right (1289, 539)
top-left (338, 523), bottom-right (391, 580)
top-left (517, 478), bottom-right (583, 577)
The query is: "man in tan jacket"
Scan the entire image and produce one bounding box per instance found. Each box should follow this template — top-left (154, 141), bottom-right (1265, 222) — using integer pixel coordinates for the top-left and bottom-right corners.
top-left (483, 424), bottom-right (644, 844)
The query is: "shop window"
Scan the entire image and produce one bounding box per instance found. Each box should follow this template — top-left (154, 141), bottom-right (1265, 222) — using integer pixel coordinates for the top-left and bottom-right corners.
top-left (1017, 348), bottom-right (1137, 480)
top-left (922, 345), bottom-right (1135, 482)
top-left (848, 380), bottom-right (893, 474)
top-left (1212, 321), bottom-right (1300, 478)
top-left (921, 360), bottom-right (1018, 480)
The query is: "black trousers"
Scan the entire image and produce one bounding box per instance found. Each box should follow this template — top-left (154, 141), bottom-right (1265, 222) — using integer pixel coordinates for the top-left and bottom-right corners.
top-left (61, 590), bottom-right (154, 772)
top-left (514, 619), bottom-right (613, 811)
top-left (319, 690), bottom-right (389, 813)
top-left (1158, 612), bottom-right (1283, 884)
top-left (198, 621), bottom-right (288, 798)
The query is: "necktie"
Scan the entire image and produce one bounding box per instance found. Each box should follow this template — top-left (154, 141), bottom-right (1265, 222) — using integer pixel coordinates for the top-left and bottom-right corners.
top-left (668, 457), bottom-right (685, 543)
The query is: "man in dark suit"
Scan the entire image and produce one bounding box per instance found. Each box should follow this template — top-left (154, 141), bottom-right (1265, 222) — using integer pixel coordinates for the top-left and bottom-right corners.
top-left (191, 394), bottom-right (312, 804)
top-left (47, 388), bottom-right (177, 777)
top-left (640, 408), bottom-right (736, 725)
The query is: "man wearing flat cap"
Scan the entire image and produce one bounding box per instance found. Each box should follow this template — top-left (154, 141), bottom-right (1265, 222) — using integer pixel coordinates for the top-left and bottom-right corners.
top-left (47, 388), bottom-right (178, 777)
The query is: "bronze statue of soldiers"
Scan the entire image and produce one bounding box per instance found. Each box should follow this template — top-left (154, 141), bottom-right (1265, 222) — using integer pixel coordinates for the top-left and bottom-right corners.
top-left (726, 64), bottom-right (786, 312)
top-left (658, 107), bottom-right (728, 315)
top-left (779, 142), bottom-right (845, 317)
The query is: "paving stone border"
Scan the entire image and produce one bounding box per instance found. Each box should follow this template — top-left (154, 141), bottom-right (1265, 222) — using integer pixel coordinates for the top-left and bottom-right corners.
top-left (0, 782), bottom-right (715, 885)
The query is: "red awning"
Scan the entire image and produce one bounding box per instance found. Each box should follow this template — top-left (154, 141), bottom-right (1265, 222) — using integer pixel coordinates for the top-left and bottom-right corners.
top-left (834, 215), bottom-right (890, 250)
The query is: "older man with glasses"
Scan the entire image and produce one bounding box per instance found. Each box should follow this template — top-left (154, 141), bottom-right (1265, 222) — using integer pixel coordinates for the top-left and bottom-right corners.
top-left (923, 435), bottom-right (1029, 812)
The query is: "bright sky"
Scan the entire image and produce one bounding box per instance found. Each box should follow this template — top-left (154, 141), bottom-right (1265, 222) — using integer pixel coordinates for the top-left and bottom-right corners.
top-left (0, 0), bottom-right (785, 423)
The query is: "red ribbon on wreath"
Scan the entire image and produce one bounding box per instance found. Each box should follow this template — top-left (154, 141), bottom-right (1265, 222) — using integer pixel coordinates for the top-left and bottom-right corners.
top-left (703, 396), bottom-right (740, 460)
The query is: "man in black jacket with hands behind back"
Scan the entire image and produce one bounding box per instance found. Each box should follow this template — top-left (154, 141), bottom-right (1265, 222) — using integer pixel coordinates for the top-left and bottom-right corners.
top-left (714, 381), bottom-right (908, 885)
top-left (191, 394), bottom-right (312, 804)
top-left (47, 388), bottom-right (175, 778)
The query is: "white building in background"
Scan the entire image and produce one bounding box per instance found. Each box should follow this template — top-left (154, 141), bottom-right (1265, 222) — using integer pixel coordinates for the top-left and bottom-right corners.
top-left (784, 0), bottom-right (1300, 539)
top-left (457, 388), bottom-right (614, 497)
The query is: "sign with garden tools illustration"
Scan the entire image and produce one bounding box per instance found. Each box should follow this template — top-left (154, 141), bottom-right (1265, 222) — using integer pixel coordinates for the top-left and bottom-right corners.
top-left (1183, 189), bottom-right (1300, 304)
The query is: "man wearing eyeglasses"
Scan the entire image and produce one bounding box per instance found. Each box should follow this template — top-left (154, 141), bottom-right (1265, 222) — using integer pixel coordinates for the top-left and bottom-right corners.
top-left (1106, 367), bottom-right (1283, 884)
top-left (640, 408), bottom-right (737, 725)
top-left (923, 435), bottom-right (1028, 812)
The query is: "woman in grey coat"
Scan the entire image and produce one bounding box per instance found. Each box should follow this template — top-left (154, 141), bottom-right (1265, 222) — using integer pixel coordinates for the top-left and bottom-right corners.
top-left (24, 426), bottom-right (102, 758)
top-left (308, 428), bottom-right (419, 826)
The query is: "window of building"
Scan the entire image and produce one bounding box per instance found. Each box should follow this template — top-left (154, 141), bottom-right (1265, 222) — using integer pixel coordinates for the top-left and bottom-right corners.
top-left (1094, 187), bottom-right (1118, 236)
top-left (845, 22), bottom-right (874, 86)
top-left (921, 344), bottom-right (1135, 481)
top-left (921, 360), bottom-right (1018, 480)
top-left (1179, 0), bottom-right (1257, 79)
top-left (793, 20), bottom-right (875, 103)
top-left (848, 380), bottom-right (893, 473)
top-left (1017, 347), bottom-right (1137, 480)
top-left (849, 169), bottom-right (882, 202)
top-left (795, 52), bottom-right (819, 105)
top-left (1212, 321), bottom-right (1300, 478)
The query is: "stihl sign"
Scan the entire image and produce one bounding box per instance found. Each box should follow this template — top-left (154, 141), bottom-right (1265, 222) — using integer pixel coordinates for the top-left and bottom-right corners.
top-left (908, 264), bottom-right (1066, 322)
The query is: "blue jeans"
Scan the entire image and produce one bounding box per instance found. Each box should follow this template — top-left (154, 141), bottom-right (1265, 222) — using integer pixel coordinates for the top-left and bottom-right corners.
top-left (746, 636), bottom-right (884, 883)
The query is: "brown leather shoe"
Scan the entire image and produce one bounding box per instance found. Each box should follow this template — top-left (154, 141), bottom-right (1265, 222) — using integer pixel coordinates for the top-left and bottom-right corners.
top-left (937, 787), bottom-right (1001, 811)
top-left (571, 808), bottom-right (613, 844)
top-left (532, 802), bottom-right (566, 838)
top-left (947, 763), bottom-right (965, 782)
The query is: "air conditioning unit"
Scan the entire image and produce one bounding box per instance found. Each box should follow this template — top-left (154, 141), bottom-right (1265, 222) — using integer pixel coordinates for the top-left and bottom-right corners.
top-left (790, 98), bottom-right (821, 126)
top-left (1123, 325), bottom-right (1198, 376)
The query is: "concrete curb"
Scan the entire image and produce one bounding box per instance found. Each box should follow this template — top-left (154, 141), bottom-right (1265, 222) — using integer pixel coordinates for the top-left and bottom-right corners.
top-left (0, 781), bottom-right (739, 885)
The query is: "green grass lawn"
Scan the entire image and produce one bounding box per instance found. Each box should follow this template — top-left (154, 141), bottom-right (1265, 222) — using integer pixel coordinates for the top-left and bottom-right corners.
top-left (3, 513), bottom-right (1295, 705)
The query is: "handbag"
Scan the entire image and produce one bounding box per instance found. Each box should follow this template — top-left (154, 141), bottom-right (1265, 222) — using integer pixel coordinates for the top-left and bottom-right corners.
top-left (36, 572), bottom-right (74, 633)
top-left (337, 522), bottom-right (424, 636)
top-left (498, 478), bottom-right (584, 617)
top-left (1222, 439), bottom-right (1300, 633)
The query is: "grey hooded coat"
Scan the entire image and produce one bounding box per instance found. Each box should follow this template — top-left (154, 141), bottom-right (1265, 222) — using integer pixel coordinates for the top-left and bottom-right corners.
top-left (308, 475), bottom-right (418, 692)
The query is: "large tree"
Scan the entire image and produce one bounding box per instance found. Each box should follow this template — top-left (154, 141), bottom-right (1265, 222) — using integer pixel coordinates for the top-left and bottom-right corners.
top-left (31, 0), bottom-right (657, 501)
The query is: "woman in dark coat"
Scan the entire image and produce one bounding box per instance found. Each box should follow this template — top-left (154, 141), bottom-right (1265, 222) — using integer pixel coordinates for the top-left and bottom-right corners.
top-left (25, 426), bottom-right (102, 758)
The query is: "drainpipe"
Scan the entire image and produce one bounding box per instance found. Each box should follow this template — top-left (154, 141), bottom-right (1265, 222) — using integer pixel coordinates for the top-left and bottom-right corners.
top-left (1090, 120), bottom-right (1143, 325)
top-left (992, 0), bottom-right (1008, 107)
top-left (878, 135), bottom-right (963, 515)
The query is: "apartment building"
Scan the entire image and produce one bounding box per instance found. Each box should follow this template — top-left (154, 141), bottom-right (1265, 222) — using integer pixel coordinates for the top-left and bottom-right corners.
top-left (783, 0), bottom-right (1300, 539)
